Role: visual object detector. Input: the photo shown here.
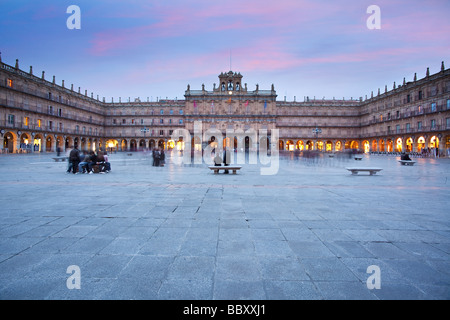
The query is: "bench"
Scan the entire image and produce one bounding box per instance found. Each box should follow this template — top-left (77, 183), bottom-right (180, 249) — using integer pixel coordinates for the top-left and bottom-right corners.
top-left (346, 167), bottom-right (382, 175)
top-left (398, 160), bottom-right (416, 166)
top-left (208, 166), bottom-right (242, 174)
top-left (53, 157), bottom-right (68, 162)
top-left (354, 155), bottom-right (363, 160)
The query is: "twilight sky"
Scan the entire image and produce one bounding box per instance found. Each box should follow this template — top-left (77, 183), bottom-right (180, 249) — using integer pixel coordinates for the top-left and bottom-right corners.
top-left (1, 0), bottom-right (449, 102)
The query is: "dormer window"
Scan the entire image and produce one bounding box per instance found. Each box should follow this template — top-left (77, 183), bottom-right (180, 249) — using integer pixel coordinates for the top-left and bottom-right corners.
top-left (228, 81), bottom-right (233, 91)
top-left (236, 82), bottom-right (240, 91)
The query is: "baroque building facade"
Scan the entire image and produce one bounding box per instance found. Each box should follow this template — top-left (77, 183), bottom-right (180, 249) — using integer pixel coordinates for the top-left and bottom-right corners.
top-left (1, 56), bottom-right (449, 157)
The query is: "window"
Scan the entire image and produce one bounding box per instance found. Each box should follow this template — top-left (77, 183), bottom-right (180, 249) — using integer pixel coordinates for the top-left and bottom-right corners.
top-left (159, 130), bottom-right (164, 136)
top-left (37, 119), bottom-right (41, 128)
top-left (396, 110), bottom-right (400, 118)
top-left (58, 108), bottom-right (62, 117)
top-left (417, 121), bottom-right (422, 130)
top-left (160, 109), bottom-right (164, 115)
top-left (407, 94), bottom-right (411, 103)
top-left (418, 90), bottom-right (423, 100)
top-left (76, 125), bottom-right (79, 133)
top-left (48, 105), bottom-right (53, 115)
top-left (431, 119), bottom-right (436, 129)
top-left (179, 109), bottom-right (184, 115)
top-left (406, 123), bottom-right (411, 132)
top-left (447, 99), bottom-right (450, 110)
top-left (7, 79), bottom-right (13, 87)
top-left (387, 113), bottom-right (391, 120)
top-left (122, 119), bottom-right (126, 124)
top-left (48, 92), bottom-right (52, 100)
top-left (48, 121), bottom-right (53, 130)
top-left (387, 126), bottom-right (391, 134)
top-left (113, 119), bottom-right (117, 125)
top-left (169, 119), bottom-right (172, 124)
top-left (447, 118), bottom-right (450, 128)
top-left (141, 119), bottom-right (144, 125)
top-left (431, 103), bottom-right (436, 112)
top-left (179, 119), bottom-right (183, 124)
top-left (7, 114), bottom-right (15, 125)
top-left (131, 119), bottom-right (135, 125)
top-left (418, 106), bottom-right (422, 114)
top-left (82, 127), bottom-right (86, 134)
top-left (59, 123), bottom-right (63, 131)
top-left (170, 109), bottom-right (173, 115)
top-left (24, 117), bottom-right (29, 126)
top-left (160, 119), bottom-right (164, 124)
top-left (396, 125), bottom-right (400, 133)
top-left (169, 130), bottom-right (173, 135)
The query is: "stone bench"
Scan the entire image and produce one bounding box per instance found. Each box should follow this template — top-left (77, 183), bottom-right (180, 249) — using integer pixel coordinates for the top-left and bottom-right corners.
top-left (398, 160), bottom-right (416, 166)
top-left (208, 166), bottom-right (242, 174)
top-left (53, 157), bottom-right (68, 162)
top-left (346, 167), bottom-right (382, 175)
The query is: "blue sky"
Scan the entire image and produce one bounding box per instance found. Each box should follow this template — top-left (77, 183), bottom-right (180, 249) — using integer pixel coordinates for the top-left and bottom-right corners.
top-left (1, 0), bottom-right (449, 102)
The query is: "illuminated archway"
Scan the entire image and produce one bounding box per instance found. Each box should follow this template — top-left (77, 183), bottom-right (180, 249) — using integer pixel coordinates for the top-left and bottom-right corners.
top-left (379, 139), bottom-right (385, 152)
top-left (305, 140), bottom-right (313, 150)
top-left (386, 139), bottom-right (393, 152)
top-left (395, 138), bottom-right (403, 152)
top-left (417, 136), bottom-right (425, 152)
top-left (325, 141), bottom-right (333, 152)
top-left (279, 140), bottom-right (284, 151)
top-left (106, 139), bottom-right (119, 152)
top-left (335, 141), bottom-right (342, 152)
top-left (429, 136), bottom-right (439, 149)
top-left (3, 132), bottom-right (16, 153)
top-left (363, 140), bottom-right (370, 153)
top-left (405, 137), bottom-right (413, 152)
top-left (296, 140), bottom-right (304, 151)
top-left (286, 140), bottom-right (294, 151)
top-left (372, 140), bottom-right (378, 152)
top-left (316, 141), bottom-right (324, 151)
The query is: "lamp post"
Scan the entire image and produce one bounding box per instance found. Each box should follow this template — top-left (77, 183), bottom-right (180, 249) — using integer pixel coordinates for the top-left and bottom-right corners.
top-left (312, 126), bottom-right (322, 151)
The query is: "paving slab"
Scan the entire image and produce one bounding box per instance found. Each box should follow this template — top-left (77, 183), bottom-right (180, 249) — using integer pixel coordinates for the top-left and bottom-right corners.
top-left (0, 152), bottom-right (449, 300)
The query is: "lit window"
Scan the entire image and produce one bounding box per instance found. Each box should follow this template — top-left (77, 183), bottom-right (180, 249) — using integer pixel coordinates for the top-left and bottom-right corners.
top-left (24, 117), bottom-right (29, 126)
top-left (37, 119), bottom-right (42, 128)
top-left (7, 79), bottom-right (13, 87)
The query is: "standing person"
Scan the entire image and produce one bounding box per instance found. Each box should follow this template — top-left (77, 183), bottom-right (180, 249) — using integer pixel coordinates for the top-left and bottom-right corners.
top-left (154, 148), bottom-right (161, 167)
top-left (223, 148), bottom-right (231, 174)
top-left (67, 144), bottom-right (81, 174)
top-left (160, 149), bottom-right (165, 167)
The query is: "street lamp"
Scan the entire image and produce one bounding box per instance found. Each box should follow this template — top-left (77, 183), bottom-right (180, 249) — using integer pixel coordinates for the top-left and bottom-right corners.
top-left (141, 127), bottom-right (150, 136)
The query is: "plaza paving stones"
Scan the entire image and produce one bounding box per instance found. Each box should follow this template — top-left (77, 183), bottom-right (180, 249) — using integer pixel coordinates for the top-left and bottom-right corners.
top-left (0, 152), bottom-right (449, 300)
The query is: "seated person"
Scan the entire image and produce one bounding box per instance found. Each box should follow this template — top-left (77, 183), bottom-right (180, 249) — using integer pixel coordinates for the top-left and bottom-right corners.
top-left (401, 153), bottom-right (412, 161)
top-left (214, 155), bottom-right (222, 166)
top-left (78, 151), bottom-right (91, 173)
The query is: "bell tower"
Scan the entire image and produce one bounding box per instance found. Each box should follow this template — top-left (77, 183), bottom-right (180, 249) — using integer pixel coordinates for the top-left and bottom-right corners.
top-left (216, 71), bottom-right (245, 93)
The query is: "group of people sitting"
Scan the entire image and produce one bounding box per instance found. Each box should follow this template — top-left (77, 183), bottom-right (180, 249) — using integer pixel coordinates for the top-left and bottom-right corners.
top-left (67, 145), bottom-right (111, 174)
